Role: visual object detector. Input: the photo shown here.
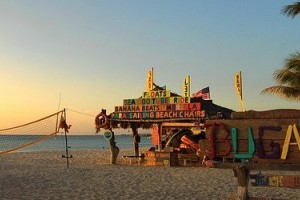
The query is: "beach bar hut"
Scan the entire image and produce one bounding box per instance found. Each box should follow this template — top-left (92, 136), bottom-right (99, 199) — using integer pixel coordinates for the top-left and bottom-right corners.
top-left (95, 69), bottom-right (300, 167)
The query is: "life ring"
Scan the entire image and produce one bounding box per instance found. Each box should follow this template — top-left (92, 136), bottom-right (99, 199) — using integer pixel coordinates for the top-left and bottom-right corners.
top-left (95, 112), bottom-right (109, 129)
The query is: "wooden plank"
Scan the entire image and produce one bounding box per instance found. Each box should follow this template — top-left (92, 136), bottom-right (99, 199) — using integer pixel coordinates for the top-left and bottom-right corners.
top-left (252, 154), bottom-right (300, 164)
top-left (162, 122), bottom-right (195, 127)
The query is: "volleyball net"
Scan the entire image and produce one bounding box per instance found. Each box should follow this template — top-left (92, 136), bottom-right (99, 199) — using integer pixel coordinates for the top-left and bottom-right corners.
top-left (0, 109), bottom-right (70, 155)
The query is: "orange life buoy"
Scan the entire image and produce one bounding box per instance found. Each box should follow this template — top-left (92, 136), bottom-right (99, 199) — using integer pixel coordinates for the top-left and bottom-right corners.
top-left (95, 112), bottom-right (109, 129)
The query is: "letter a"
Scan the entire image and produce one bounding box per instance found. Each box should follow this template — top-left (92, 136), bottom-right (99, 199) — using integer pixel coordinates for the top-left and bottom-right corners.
top-left (281, 124), bottom-right (300, 160)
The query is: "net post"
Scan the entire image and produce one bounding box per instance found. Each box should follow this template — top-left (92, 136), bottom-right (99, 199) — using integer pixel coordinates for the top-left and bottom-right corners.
top-left (61, 109), bottom-right (72, 168)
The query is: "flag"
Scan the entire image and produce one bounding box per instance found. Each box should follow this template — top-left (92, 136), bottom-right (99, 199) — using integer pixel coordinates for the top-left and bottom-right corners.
top-left (146, 67), bottom-right (154, 91)
top-left (234, 71), bottom-right (242, 100)
top-left (182, 75), bottom-right (190, 98)
top-left (192, 87), bottom-right (210, 100)
top-left (234, 71), bottom-right (245, 111)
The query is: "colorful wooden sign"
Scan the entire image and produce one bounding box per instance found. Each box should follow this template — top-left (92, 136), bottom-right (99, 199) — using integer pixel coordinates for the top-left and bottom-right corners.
top-left (123, 97), bottom-right (190, 105)
top-left (115, 103), bottom-right (201, 113)
top-left (182, 75), bottom-right (190, 98)
top-left (146, 68), bottom-right (153, 92)
top-left (251, 173), bottom-right (300, 189)
top-left (113, 87), bottom-right (201, 120)
top-left (201, 120), bottom-right (300, 164)
top-left (112, 110), bottom-right (203, 120)
top-left (142, 90), bottom-right (171, 98)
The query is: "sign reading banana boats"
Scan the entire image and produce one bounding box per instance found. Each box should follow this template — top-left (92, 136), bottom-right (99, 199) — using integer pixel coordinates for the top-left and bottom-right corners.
top-left (112, 68), bottom-right (203, 120)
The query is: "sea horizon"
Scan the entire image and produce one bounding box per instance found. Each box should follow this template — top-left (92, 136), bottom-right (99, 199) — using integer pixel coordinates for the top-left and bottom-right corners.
top-left (0, 135), bottom-right (153, 153)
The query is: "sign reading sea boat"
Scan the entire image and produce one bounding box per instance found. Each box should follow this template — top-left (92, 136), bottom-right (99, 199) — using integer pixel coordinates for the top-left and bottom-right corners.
top-left (103, 129), bottom-right (113, 140)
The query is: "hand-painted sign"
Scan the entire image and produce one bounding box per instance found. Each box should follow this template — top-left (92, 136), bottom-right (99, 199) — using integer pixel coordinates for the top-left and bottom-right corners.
top-left (142, 90), bottom-right (171, 98)
top-left (146, 68), bottom-right (153, 92)
top-left (115, 103), bottom-right (201, 113)
top-left (123, 97), bottom-right (190, 105)
top-left (112, 110), bottom-right (204, 120)
top-left (201, 122), bottom-right (300, 164)
top-left (182, 75), bottom-right (190, 98)
top-left (114, 87), bottom-right (201, 120)
top-left (251, 173), bottom-right (300, 189)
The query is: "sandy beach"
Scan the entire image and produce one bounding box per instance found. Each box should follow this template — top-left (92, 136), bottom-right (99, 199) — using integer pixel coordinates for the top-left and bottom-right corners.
top-left (0, 149), bottom-right (299, 200)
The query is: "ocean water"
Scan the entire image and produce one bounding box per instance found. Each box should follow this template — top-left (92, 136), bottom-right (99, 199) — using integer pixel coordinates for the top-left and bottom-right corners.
top-left (0, 134), bottom-right (152, 152)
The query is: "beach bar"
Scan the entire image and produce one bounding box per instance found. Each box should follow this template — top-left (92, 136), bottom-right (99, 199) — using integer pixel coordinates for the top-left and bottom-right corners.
top-left (95, 69), bottom-right (300, 168)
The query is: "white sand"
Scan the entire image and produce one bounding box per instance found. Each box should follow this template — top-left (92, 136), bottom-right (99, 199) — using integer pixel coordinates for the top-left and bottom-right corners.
top-left (0, 149), bottom-right (299, 200)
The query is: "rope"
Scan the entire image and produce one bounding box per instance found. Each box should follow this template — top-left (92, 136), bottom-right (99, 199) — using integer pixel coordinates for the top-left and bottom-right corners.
top-left (65, 108), bottom-right (95, 117)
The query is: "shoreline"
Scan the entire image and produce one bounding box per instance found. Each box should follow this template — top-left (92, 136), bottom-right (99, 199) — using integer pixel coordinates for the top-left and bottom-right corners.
top-left (1, 150), bottom-right (299, 200)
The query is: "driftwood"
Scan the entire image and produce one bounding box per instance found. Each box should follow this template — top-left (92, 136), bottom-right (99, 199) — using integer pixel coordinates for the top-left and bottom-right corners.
top-left (231, 109), bottom-right (300, 120)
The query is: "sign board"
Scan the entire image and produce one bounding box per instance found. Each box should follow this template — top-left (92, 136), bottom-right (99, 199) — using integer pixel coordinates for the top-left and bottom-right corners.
top-left (103, 129), bottom-right (113, 141)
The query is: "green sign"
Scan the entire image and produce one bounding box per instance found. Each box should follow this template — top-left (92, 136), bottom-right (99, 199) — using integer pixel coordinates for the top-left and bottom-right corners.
top-left (103, 129), bottom-right (112, 141)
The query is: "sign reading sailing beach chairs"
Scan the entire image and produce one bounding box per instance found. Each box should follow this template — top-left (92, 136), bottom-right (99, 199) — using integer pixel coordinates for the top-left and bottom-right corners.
top-left (112, 89), bottom-right (203, 120)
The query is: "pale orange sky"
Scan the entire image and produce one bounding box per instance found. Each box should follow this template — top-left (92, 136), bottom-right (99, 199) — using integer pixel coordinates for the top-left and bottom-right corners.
top-left (1, 1), bottom-right (300, 134)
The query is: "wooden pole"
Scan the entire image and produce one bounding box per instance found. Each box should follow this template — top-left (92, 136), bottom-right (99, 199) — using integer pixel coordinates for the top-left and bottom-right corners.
top-left (109, 130), bottom-right (119, 164)
top-left (158, 123), bottom-right (162, 151)
top-left (232, 164), bottom-right (250, 200)
top-left (131, 123), bottom-right (140, 156)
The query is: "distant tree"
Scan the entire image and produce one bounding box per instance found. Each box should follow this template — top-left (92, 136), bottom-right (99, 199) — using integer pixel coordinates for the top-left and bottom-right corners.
top-left (262, 52), bottom-right (300, 100)
top-left (281, 1), bottom-right (300, 18)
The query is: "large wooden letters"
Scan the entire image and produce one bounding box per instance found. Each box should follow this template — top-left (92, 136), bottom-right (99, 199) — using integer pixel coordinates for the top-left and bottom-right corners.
top-left (207, 123), bottom-right (231, 160)
top-left (281, 124), bottom-right (300, 160)
top-left (256, 126), bottom-right (282, 159)
top-left (231, 127), bottom-right (255, 159)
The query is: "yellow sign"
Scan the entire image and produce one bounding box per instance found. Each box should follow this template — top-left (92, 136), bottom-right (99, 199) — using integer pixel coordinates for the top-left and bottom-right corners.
top-left (182, 75), bottom-right (190, 98)
top-left (234, 71), bottom-right (245, 111)
top-left (234, 71), bottom-right (242, 99)
top-left (142, 90), bottom-right (171, 98)
top-left (146, 68), bottom-right (154, 91)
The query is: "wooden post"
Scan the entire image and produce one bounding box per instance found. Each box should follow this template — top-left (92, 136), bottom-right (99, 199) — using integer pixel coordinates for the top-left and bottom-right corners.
top-left (232, 164), bottom-right (250, 200)
top-left (95, 109), bottom-right (119, 164)
top-left (109, 131), bottom-right (119, 164)
top-left (131, 123), bottom-right (140, 156)
top-left (158, 123), bottom-right (162, 151)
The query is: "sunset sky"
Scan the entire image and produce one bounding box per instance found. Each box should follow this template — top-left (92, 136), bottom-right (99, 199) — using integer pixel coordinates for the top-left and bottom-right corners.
top-left (1, 1), bottom-right (300, 134)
